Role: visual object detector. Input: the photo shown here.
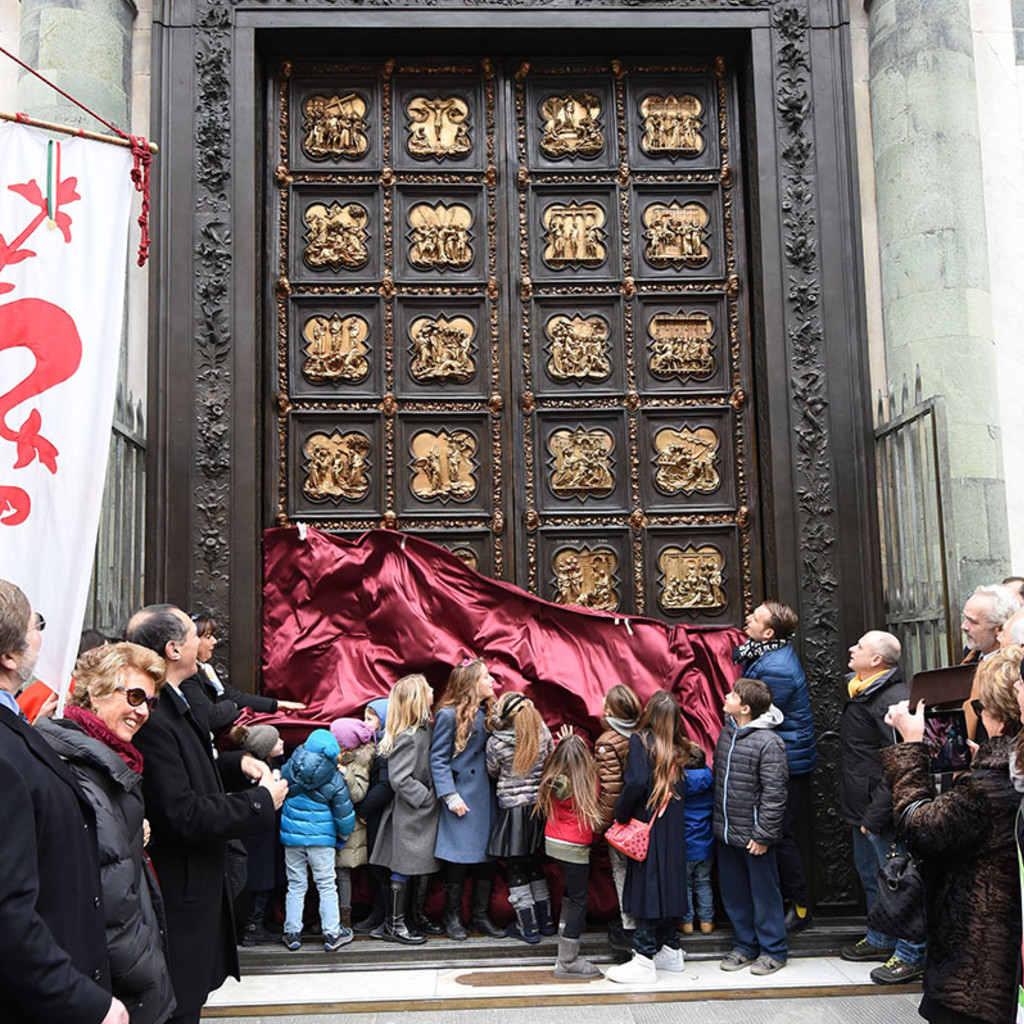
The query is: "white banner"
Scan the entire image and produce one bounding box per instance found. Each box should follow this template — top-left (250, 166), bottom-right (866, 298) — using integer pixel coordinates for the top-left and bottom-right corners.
top-left (0, 121), bottom-right (133, 700)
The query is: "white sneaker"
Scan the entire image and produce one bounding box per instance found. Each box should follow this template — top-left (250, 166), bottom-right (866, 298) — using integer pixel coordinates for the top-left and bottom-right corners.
top-left (605, 952), bottom-right (657, 984)
top-left (653, 945), bottom-right (685, 972)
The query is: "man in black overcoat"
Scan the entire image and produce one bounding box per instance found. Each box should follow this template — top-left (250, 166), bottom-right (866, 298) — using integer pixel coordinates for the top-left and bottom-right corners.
top-left (0, 579), bottom-right (128, 1024)
top-left (128, 604), bottom-right (287, 1024)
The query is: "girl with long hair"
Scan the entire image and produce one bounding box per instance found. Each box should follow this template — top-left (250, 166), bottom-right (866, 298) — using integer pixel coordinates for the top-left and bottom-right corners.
top-left (485, 691), bottom-right (554, 942)
top-left (594, 682), bottom-right (642, 949)
top-left (606, 689), bottom-right (689, 983)
top-left (430, 657), bottom-right (503, 940)
top-left (537, 731), bottom-right (603, 978)
top-left (369, 674), bottom-right (439, 945)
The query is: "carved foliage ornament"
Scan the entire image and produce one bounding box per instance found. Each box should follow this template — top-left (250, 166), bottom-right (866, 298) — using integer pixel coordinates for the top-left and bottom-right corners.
top-left (548, 426), bottom-right (614, 498)
top-left (410, 429), bottom-right (478, 502)
top-left (302, 313), bottom-right (370, 384)
top-left (302, 93), bottom-right (369, 161)
top-left (410, 315), bottom-right (476, 383)
top-left (543, 202), bottom-right (606, 267)
top-left (658, 544), bottom-right (725, 612)
top-left (643, 201), bottom-right (710, 268)
top-left (302, 431), bottom-right (371, 503)
top-left (553, 547), bottom-right (619, 611)
top-left (545, 314), bottom-right (611, 382)
top-left (648, 311), bottom-right (715, 381)
top-left (640, 94), bottom-right (705, 157)
top-left (408, 202), bottom-right (473, 270)
top-left (540, 93), bottom-right (604, 158)
top-left (407, 95), bottom-right (472, 159)
top-left (304, 202), bottom-right (369, 270)
top-left (654, 426), bottom-right (721, 495)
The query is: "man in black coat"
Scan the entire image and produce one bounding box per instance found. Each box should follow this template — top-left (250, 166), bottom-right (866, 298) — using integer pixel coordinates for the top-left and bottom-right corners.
top-left (128, 604), bottom-right (288, 1024)
top-left (0, 579), bottom-right (128, 1024)
top-left (837, 629), bottom-right (926, 983)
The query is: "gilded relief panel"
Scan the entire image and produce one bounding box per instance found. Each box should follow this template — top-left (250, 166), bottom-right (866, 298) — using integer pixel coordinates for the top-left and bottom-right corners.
top-left (631, 186), bottom-right (724, 281)
top-left (289, 186), bottom-right (381, 283)
top-left (394, 186), bottom-right (487, 284)
top-left (536, 414), bottom-right (629, 513)
top-left (635, 295), bottom-right (729, 396)
top-left (524, 75), bottom-right (617, 172)
top-left (531, 297), bottom-right (624, 397)
top-left (537, 530), bottom-right (632, 613)
top-left (644, 528), bottom-right (740, 622)
top-left (289, 77), bottom-right (381, 174)
top-left (528, 186), bottom-right (620, 285)
top-left (642, 410), bottom-right (736, 511)
top-left (392, 75), bottom-right (485, 171)
top-left (626, 76), bottom-right (720, 172)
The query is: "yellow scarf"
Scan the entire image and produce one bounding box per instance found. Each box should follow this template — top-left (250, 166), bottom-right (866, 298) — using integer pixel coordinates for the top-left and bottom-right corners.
top-left (848, 669), bottom-right (888, 698)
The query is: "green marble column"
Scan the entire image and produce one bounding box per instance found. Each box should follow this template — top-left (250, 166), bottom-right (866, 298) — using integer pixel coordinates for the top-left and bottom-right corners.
top-left (867, 0), bottom-right (1010, 592)
top-left (17, 0), bottom-right (136, 131)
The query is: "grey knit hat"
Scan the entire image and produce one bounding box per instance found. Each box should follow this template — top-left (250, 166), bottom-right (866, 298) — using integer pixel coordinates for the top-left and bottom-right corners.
top-left (241, 724), bottom-right (281, 762)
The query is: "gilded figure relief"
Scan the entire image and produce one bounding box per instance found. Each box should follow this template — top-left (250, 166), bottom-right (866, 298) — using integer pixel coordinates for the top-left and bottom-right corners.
top-left (553, 547), bottom-right (619, 611)
top-left (409, 315), bottom-right (476, 383)
top-left (304, 202), bottom-right (369, 270)
top-left (408, 203), bottom-right (473, 270)
top-left (542, 203), bottom-right (606, 267)
top-left (658, 545), bottom-right (725, 612)
top-left (539, 93), bottom-right (604, 158)
top-left (640, 94), bottom-right (705, 157)
top-left (643, 202), bottom-right (711, 268)
top-left (302, 93), bottom-right (370, 161)
top-left (406, 96), bottom-right (472, 159)
top-left (548, 427), bottom-right (614, 497)
top-left (302, 431), bottom-right (371, 502)
top-left (302, 314), bottom-right (370, 384)
top-left (446, 546), bottom-right (479, 571)
top-left (545, 315), bottom-right (611, 382)
top-left (648, 311), bottom-right (716, 381)
top-left (410, 430), bottom-right (478, 501)
top-left (654, 426), bottom-right (721, 495)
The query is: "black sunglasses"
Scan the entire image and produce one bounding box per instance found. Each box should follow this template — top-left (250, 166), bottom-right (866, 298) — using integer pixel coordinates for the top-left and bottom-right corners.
top-left (33, 612), bottom-right (45, 632)
top-left (115, 685), bottom-right (159, 710)
top-left (970, 698), bottom-right (984, 718)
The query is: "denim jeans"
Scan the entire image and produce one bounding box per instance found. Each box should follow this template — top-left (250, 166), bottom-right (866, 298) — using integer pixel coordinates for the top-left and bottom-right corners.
top-left (284, 845), bottom-right (341, 936)
top-left (607, 845), bottom-right (636, 929)
top-left (684, 857), bottom-right (714, 924)
top-left (633, 917), bottom-right (681, 959)
top-left (716, 840), bottom-right (787, 962)
top-left (850, 827), bottom-right (926, 965)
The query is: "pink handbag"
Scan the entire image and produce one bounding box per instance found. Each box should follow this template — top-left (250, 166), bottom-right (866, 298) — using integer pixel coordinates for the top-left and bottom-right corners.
top-left (605, 802), bottom-right (668, 862)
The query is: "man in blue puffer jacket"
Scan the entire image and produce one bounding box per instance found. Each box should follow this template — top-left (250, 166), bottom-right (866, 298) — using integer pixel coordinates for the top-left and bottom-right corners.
top-left (279, 729), bottom-right (356, 952)
top-left (734, 600), bottom-right (817, 933)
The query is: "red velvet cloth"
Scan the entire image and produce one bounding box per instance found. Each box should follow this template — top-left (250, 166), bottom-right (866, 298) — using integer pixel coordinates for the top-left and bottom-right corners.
top-left (261, 527), bottom-right (741, 755)
top-left (260, 526), bottom-right (742, 920)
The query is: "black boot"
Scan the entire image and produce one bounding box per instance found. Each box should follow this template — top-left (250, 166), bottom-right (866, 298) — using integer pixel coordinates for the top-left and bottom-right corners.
top-left (443, 880), bottom-right (468, 941)
top-left (409, 875), bottom-right (444, 937)
top-left (382, 879), bottom-right (426, 945)
top-left (241, 891), bottom-right (274, 946)
top-left (468, 875), bottom-right (505, 938)
top-left (506, 903), bottom-right (541, 944)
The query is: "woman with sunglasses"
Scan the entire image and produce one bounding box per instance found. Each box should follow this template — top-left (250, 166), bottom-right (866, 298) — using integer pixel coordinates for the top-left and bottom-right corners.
top-left (37, 643), bottom-right (176, 1024)
top-left (883, 646), bottom-right (1023, 1024)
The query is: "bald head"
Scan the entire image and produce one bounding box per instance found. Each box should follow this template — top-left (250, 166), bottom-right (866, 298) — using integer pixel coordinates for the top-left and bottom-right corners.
top-left (848, 630), bottom-right (901, 679)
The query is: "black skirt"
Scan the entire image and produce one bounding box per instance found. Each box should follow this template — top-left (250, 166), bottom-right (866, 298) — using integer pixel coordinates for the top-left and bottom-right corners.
top-left (487, 803), bottom-right (544, 858)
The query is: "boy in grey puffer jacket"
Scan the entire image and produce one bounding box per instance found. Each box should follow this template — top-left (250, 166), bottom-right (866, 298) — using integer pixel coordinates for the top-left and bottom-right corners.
top-left (713, 677), bottom-right (789, 976)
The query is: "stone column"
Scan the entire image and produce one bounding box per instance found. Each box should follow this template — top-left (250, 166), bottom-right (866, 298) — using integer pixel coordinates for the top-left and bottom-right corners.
top-left (17, 0), bottom-right (137, 130)
top-left (866, 0), bottom-right (1010, 593)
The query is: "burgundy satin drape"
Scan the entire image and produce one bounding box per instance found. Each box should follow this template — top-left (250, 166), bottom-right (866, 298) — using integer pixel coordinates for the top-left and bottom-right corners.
top-left (260, 527), bottom-right (741, 754)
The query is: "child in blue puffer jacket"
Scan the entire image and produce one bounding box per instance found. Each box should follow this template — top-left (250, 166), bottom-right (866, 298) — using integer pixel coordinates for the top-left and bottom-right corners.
top-left (280, 728), bottom-right (357, 952)
top-left (681, 739), bottom-right (715, 934)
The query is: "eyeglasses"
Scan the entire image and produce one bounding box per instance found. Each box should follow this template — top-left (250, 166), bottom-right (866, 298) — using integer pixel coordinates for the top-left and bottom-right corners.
top-left (33, 612), bottom-right (45, 633)
top-left (970, 698), bottom-right (984, 717)
top-left (115, 686), bottom-right (159, 710)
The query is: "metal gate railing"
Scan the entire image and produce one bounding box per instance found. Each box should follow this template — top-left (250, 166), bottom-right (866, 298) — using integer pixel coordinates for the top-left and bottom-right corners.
top-left (874, 373), bottom-right (958, 680)
top-left (84, 385), bottom-right (146, 638)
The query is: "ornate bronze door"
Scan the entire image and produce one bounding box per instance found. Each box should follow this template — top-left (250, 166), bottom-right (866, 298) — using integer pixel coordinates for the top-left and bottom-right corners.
top-left (270, 54), bottom-right (758, 624)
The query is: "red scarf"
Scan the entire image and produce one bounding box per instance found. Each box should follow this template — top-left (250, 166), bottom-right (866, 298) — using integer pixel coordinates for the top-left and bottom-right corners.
top-left (64, 704), bottom-right (144, 774)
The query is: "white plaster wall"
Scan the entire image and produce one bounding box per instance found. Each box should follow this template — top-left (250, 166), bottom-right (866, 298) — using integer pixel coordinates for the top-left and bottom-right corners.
top-left (0, 1), bottom-right (20, 109)
top-left (848, 2), bottom-right (889, 407)
top-left (970, 0), bottom-right (1024, 573)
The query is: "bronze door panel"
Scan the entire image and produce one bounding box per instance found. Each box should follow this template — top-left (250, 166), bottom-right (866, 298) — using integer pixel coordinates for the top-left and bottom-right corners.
top-left (271, 55), bottom-right (756, 620)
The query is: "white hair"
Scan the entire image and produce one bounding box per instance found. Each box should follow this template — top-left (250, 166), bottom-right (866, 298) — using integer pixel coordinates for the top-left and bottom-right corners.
top-left (1010, 617), bottom-right (1024, 646)
top-left (972, 585), bottom-right (1019, 628)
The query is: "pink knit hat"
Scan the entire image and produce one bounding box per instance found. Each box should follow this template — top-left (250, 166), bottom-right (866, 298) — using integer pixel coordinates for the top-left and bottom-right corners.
top-left (329, 717), bottom-right (374, 750)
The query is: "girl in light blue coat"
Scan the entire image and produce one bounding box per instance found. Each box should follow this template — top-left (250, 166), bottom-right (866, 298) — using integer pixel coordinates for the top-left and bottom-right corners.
top-left (431, 656), bottom-right (503, 940)
top-left (280, 728), bottom-right (356, 952)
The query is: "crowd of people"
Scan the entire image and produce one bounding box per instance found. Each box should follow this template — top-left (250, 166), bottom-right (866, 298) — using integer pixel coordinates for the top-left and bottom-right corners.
top-left (2, 576), bottom-right (1024, 1024)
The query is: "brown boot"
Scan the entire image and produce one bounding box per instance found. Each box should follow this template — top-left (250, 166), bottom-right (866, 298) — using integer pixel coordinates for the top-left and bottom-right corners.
top-left (700, 921), bottom-right (715, 934)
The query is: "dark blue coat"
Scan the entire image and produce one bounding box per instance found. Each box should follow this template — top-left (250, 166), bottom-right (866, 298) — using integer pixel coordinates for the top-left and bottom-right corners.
top-left (614, 732), bottom-right (688, 919)
top-left (280, 729), bottom-right (356, 847)
top-left (683, 765), bottom-right (714, 861)
top-left (742, 643), bottom-right (817, 774)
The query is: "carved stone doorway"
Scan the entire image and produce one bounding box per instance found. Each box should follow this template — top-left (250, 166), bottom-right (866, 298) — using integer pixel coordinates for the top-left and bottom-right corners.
top-left (270, 54), bottom-right (759, 623)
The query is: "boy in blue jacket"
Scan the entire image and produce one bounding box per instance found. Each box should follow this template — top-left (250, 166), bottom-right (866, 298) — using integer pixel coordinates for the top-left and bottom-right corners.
top-left (280, 728), bottom-right (356, 951)
top-left (681, 739), bottom-right (715, 934)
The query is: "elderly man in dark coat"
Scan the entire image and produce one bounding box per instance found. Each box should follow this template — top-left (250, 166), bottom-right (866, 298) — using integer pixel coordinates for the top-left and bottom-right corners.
top-left (128, 604), bottom-right (288, 1024)
top-left (0, 579), bottom-right (127, 1024)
